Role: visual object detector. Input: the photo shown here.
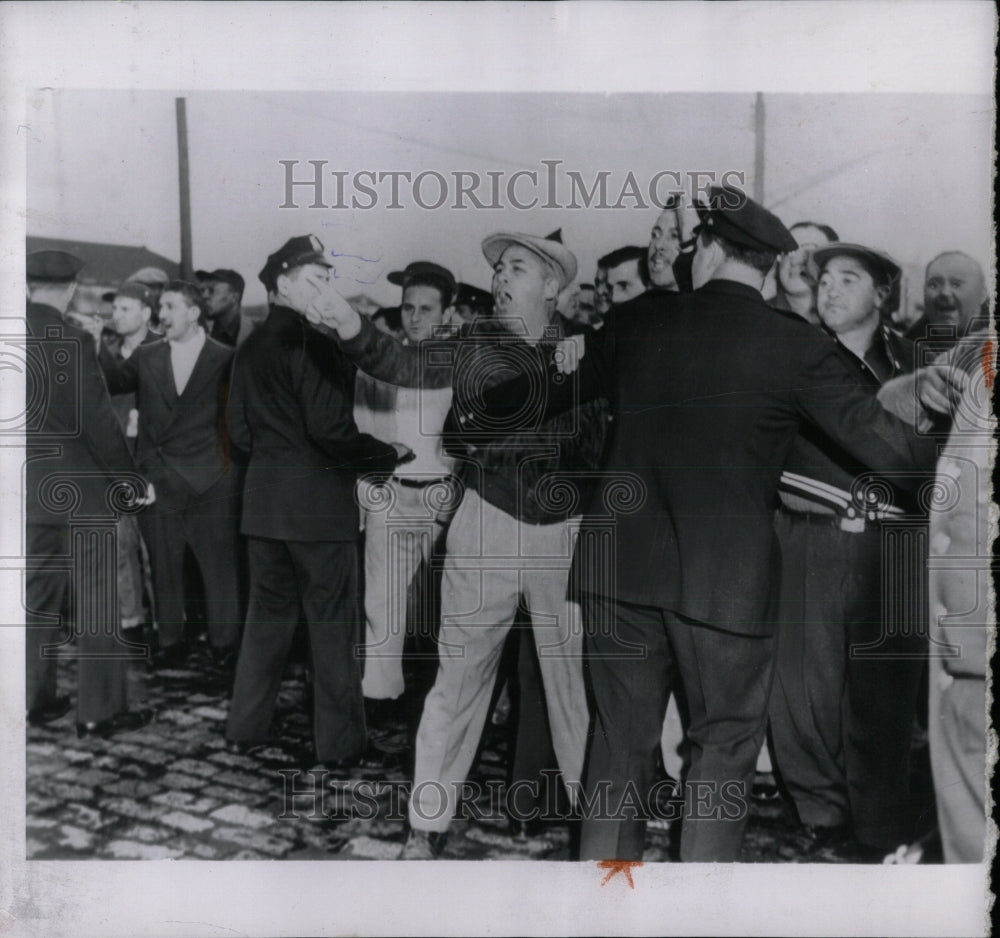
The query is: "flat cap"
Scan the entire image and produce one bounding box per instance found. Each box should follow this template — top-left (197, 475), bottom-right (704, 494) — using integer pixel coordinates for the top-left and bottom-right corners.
top-left (196, 268), bottom-right (246, 294)
top-left (694, 185), bottom-right (797, 254)
top-left (126, 266), bottom-right (170, 287)
top-left (387, 261), bottom-right (456, 300)
top-left (810, 242), bottom-right (902, 313)
top-left (259, 235), bottom-right (332, 290)
top-left (26, 250), bottom-right (84, 282)
top-left (109, 281), bottom-right (156, 306)
top-left (481, 231), bottom-right (578, 291)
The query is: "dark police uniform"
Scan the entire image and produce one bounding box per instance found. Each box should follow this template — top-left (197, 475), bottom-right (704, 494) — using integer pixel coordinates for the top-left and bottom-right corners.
top-left (24, 251), bottom-right (146, 729)
top-left (450, 189), bottom-right (938, 861)
top-left (225, 237), bottom-right (399, 763)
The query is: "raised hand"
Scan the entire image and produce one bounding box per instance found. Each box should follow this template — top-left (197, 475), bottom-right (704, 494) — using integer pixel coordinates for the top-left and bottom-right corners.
top-left (303, 276), bottom-right (362, 340)
top-left (553, 333), bottom-right (585, 375)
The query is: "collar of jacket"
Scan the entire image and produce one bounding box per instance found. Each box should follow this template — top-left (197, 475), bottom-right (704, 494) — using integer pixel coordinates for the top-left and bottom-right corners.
top-left (695, 279), bottom-right (765, 301)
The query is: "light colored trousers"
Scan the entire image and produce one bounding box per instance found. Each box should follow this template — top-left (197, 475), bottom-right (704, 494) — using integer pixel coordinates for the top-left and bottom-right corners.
top-left (409, 488), bottom-right (587, 832)
top-left (360, 478), bottom-right (443, 701)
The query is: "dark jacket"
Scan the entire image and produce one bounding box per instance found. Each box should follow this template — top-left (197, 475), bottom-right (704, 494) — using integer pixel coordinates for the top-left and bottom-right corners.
top-left (25, 302), bottom-right (138, 527)
top-left (779, 325), bottom-right (920, 516)
top-left (228, 305), bottom-right (397, 542)
top-left (451, 281), bottom-right (938, 634)
top-left (99, 333), bottom-right (236, 504)
top-left (340, 314), bottom-right (609, 525)
top-left (105, 329), bottom-right (159, 437)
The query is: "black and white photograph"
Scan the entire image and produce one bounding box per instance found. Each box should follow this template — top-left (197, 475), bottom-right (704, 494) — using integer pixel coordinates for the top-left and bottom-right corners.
top-left (1, 2), bottom-right (995, 936)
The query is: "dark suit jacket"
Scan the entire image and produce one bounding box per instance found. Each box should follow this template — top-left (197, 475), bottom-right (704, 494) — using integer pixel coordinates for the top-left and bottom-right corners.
top-left (106, 329), bottom-right (159, 435)
top-left (451, 281), bottom-right (938, 634)
top-left (99, 332), bottom-right (235, 504)
top-left (25, 302), bottom-right (138, 527)
top-left (227, 304), bottom-right (397, 542)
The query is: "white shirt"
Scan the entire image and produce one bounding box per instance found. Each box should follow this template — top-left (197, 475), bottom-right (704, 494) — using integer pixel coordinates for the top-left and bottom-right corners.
top-left (169, 327), bottom-right (206, 395)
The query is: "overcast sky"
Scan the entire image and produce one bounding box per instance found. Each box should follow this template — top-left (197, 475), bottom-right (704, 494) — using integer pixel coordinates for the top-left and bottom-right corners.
top-left (26, 95), bottom-right (994, 311)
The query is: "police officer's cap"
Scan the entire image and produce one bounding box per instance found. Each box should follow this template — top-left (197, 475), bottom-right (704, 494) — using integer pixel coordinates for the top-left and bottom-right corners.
top-left (259, 235), bottom-right (332, 290)
top-left (455, 282), bottom-right (493, 311)
top-left (694, 185), bottom-right (798, 254)
top-left (107, 281), bottom-right (156, 307)
top-left (387, 261), bottom-right (456, 301)
top-left (26, 250), bottom-right (84, 282)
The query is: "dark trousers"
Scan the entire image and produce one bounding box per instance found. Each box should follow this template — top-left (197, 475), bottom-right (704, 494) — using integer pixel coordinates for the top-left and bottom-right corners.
top-left (226, 536), bottom-right (366, 762)
top-left (139, 472), bottom-right (241, 651)
top-left (25, 523), bottom-right (130, 724)
top-left (769, 510), bottom-right (927, 849)
top-left (580, 595), bottom-right (775, 862)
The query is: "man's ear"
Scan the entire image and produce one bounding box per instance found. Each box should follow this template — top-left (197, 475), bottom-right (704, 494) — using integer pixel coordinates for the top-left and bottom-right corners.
top-left (543, 274), bottom-right (561, 303)
top-left (873, 283), bottom-right (891, 312)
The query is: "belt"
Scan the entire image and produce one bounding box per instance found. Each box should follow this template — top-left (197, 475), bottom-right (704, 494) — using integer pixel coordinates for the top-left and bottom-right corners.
top-left (392, 475), bottom-right (454, 489)
top-left (778, 503), bottom-right (878, 534)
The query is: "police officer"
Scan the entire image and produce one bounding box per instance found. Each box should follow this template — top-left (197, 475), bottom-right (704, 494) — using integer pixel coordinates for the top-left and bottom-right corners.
top-left (225, 235), bottom-right (410, 768)
top-left (25, 250), bottom-right (154, 737)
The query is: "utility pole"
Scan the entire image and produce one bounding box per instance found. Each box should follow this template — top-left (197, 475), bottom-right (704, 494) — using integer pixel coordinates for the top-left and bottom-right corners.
top-left (175, 97), bottom-right (193, 280)
top-left (753, 92), bottom-right (765, 204)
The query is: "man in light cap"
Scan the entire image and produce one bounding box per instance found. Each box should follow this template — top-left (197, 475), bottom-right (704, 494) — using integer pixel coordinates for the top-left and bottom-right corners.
top-left (302, 229), bottom-right (609, 859)
top-left (452, 187), bottom-right (938, 861)
top-left (769, 242), bottom-right (927, 860)
top-left (125, 266), bottom-right (171, 332)
top-left (24, 250), bottom-right (153, 736)
top-left (225, 236), bottom-right (410, 770)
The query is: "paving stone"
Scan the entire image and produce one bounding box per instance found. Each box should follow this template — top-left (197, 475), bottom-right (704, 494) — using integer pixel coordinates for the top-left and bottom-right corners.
top-left (190, 706), bottom-right (228, 722)
top-left (168, 758), bottom-right (222, 779)
top-left (101, 779), bottom-right (162, 799)
top-left (61, 749), bottom-right (95, 764)
top-left (339, 836), bottom-right (400, 860)
top-left (60, 803), bottom-right (111, 831)
top-left (26, 837), bottom-right (48, 857)
top-left (56, 825), bottom-right (95, 851)
top-left (150, 791), bottom-right (220, 813)
top-left (207, 751), bottom-right (262, 771)
top-left (208, 804), bottom-right (276, 830)
top-left (26, 759), bottom-right (65, 778)
top-left (211, 770), bottom-right (274, 793)
top-left (46, 782), bottom-right (96, 802)
top-left (53, 767), bottom-right (120, 787)
top-left (26, 816), bottom-right (59, 830)
top-left (228, 848), bottom-right (271, 860)
top-left (102, 840), bottom-right (183, 860)
top-left (25, 795), bottom-right (60, 815)
top-left (156, 709), bottom-right (203, 727)
top-left (99, 797), bottom-right (169, 822)
top-left (160, 811), bottom-right (214, 833)
top-left (156, 772), bottom-right (207, 791)
top-left (114, 824), bottom-right (171, 844)
top-left (27, 742), bottom-right (59, 757)
top-left (210, 825), bottom-right (297, 857)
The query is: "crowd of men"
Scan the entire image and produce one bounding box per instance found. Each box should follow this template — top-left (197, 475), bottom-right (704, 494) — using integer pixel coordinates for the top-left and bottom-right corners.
top-left (24, 186), bottom-right (992, 864)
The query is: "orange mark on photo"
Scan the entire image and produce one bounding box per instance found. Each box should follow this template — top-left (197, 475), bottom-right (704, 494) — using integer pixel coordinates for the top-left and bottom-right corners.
top-left (597, 859), bottom-right (642, 889)
top-left (981, 339), bottom-right (995, 390)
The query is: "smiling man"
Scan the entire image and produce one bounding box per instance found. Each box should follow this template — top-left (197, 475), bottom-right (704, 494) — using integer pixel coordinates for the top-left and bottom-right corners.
top-left (770, 242), bottom-right (926, 861)
top-left (910, 251), bottom-right (988, 344)
top-left (97, 281), bottom-right (243, 673)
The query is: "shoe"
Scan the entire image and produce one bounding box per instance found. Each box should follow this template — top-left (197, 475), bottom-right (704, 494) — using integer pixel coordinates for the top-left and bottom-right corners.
top-left (27, 695), bottom-right (72, 727)
top-left (801, 823), bottom-right (852, 851)
top-left (77, 707), bottom-right (154, 739)
top-left (364, 696), bottom-right (401, 732)
top-left (149, 641), bottom-right (189, 671)
top-left (398, 829), bottom-right (446, 860)
top-left (356, 742), bottom-right (406, 772)
top-left (210, 645), bottom-right (238, 671)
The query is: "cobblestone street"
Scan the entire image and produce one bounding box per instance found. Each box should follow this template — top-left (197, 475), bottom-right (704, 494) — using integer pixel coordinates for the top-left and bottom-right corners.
top-left (25, 640), bottom-right (939, 864)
